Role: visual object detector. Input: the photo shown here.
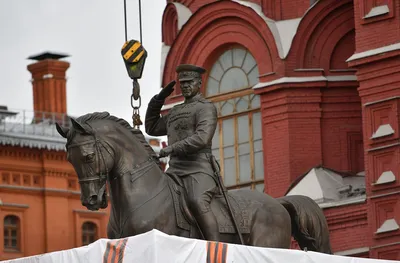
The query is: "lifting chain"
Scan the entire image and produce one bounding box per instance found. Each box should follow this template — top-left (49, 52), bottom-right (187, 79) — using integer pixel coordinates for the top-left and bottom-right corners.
top-left (131, 80), bottom-right (142, 129)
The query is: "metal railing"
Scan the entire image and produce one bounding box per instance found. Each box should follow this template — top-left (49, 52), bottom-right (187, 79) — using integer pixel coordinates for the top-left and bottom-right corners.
top-left (0, 109), bottom-right (69, 138)
top-left (0, 108), bottom-right (167, 156)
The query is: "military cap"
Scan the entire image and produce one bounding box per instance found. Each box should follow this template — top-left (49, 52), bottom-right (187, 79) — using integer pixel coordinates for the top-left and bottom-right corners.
top-left (176, 64), bottom-right (206, 81)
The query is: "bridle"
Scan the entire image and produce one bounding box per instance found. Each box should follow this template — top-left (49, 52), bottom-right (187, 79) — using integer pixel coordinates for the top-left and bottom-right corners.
top-left (67, 130), bottom-right (113, 207)
top-left (66, 126), bottom-right (160, 208)
top-left (66, 122), bottom-right (166, 237)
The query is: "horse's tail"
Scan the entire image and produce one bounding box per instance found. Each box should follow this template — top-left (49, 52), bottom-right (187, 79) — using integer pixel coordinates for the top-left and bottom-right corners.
top-left (277, 195), bottom-right (333, 254)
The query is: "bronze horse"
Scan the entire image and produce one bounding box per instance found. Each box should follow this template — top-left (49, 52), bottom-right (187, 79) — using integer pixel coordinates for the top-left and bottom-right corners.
top-left (55, 112), bottom-right (332, 253)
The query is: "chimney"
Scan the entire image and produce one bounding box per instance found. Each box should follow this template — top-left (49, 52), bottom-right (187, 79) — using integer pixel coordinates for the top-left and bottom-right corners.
top-left (27, 52), bottom-right (70, 124)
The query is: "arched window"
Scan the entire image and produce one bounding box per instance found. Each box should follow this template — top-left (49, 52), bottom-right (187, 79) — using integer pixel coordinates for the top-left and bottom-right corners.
top-left (82, 222), bottom-right (98, 246)
top-left (4, 215), bottom-right (20, 251)
top-left (206, 48), bottom-right (259, 96)
top-left (207, 48), bottom-right (264, 191)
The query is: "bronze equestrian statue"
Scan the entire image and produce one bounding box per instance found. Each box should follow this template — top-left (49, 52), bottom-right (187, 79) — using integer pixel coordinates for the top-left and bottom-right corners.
top-left (145, 64), bottom-right (225, 242)
top-left (55, 65), bottom-right (333, 253)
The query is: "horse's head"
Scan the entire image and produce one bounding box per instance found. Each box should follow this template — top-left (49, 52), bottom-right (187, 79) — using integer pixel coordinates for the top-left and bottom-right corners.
top-left (56, 116), bottom-right (115, 211)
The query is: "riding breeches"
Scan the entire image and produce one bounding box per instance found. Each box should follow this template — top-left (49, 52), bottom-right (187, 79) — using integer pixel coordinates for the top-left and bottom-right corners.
top-left (181, 173), bottom-right (218, 213)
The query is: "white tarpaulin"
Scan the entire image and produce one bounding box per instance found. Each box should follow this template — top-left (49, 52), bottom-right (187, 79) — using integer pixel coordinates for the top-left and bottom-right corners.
top-left (1, 229), bottom-right (399, 263)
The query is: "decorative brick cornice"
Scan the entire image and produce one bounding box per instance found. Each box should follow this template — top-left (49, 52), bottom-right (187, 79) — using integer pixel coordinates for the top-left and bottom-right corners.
top-left (27, 59), bottom-right (70, 79)
top-left (44, 169), bottom-right (70, 178)
top-left (0, 202), bottom-right (29, 210)
top-left (73, 209), bottom-right (107, 217)
top-left (326, 206), bottom-right (368, 230)
top-left (0, 147), bottom-right (41, 161)
top-left (355, 57), bottom-right (400, 83)
top-left (0, 185), bottom-right (81, 199)
top-left (43, 151), bottom-right (67, 162)
top-left (253, 75), bottom-right (358, 93)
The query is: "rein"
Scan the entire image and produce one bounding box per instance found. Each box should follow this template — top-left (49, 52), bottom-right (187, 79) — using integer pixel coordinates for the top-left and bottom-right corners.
top-left (67, 138), bottom-right (110, 184)
top-left (67, 128), bottom-right (160, 193)
top-left (67, 123), bottom-right (164, 237)
top-left (67, 135), bottom-right (111, 207)
top-left (114, 157), bottom-right (155, 182)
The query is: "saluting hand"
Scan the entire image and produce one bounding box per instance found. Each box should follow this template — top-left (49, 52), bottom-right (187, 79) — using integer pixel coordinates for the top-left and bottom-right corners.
top-left (156, 80), bottom-right (176, 100)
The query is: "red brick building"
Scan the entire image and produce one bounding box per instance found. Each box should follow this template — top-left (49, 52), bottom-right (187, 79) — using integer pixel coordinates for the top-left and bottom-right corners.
top-left (0, 53), bottom-right (166, 260)
top-left (160, 0), bottom-right (400, 260)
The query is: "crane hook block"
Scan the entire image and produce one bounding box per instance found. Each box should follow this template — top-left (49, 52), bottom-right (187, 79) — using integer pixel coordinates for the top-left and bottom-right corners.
top-left (121, 39), bottom-right (147, 80)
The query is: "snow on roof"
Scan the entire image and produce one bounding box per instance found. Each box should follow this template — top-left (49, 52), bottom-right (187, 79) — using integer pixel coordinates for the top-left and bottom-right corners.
top-left (253, 75), bottom-right (357, 89)
top-left (0, 114), bottom-right (163, 154)
top-left (0, 131), bottom-right (66, 151)
top-left (233, 0), bottom-right (301, 59)
top-left (172, 2), bottom-right (192, 30)
top-left (0, 119), bottom-right (67, 151)
top-left (286, 166), bottom-right (366, 208)
top-left (160, 43), bottom-right (171, 85)
top-left (346, 42), bottom-right (400, 62)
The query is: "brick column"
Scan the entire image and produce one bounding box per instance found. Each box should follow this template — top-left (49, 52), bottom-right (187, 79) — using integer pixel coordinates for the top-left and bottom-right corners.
top-left (349, 0), bottom-right (400, 259)
top-left (349, 56), bottom-right (400, 259)
top-left (255, 82), bottom-right (323, 197)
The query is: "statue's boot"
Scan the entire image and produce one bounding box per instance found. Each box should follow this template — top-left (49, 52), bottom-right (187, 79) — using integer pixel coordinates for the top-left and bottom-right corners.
top-left (192, 186), bottom-right (221, 241)
top-left (197, 211), bottom-right (220, 241)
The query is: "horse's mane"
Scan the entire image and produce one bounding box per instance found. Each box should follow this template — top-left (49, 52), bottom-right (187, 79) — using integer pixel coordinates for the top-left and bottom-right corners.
top-left (75, 111), bottom-right (132, 130)
top-left (72, 112), bottom-right (160, 164)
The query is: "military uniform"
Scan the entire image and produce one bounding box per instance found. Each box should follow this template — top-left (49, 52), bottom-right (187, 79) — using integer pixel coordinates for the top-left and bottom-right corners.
top-left (145, 64), bottom-right (221, 241)
top-left (145, 89), bottom-right (218, 198)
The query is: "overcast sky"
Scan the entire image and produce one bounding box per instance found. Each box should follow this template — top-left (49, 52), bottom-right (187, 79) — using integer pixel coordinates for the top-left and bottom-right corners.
top-left (0, 0), bottom-right (166, 136)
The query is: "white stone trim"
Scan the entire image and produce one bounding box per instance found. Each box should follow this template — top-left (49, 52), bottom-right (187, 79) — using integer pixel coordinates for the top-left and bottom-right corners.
top-left (334, 247), bottom-right (369, 256)
top-left (374, 171), bottom-right (396, 185)
top-left (376, 219), bottom-right (400, 234)
top-left (364, 96), bottom-right (400, 106)
top-left (330, 69), bottom-right (357, 72)
top-left (364, 5), bottom-right (389, 19)
top-left (368, 142), bottom-right (400, 152)
top-left (160, 43), bottom-right (171, 84)
top-left (163, 1), bottom-right (327, 62)
top-left (346, 42), bottom-right (400, 62)
top-left (294, 68), bottom-right (324, 72)
top-left (274, 18), bottom-right (301, 58)
top-left (254, 76), bottom-right (325, 89)
top-left (232, 0), bottom-right (301, 59)
top-left (371, 124), bottom-right (395, 139)
top-left (326, 75), bottom-right (358, 82)
top-left (253, 75), bottom-right (357, 89)
top-left (172, 2), bottom-right (192, 30)
top-left (319, 196), bottom-right (366, 209)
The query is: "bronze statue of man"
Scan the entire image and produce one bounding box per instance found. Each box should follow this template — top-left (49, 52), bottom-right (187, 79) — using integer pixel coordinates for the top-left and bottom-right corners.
top-left (145, 64), bottom-right (220, 241)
